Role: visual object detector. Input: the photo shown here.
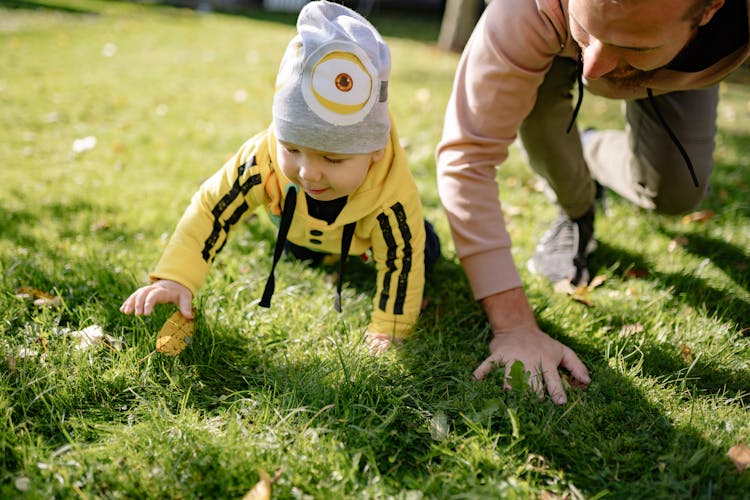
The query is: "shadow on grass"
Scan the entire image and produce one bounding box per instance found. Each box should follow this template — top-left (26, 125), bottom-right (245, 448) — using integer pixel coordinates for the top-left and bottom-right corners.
top-left (0, 0), bottom-right (96, 13)
top-left (165, 255), bottom-right (748, 496)
top-left (589, 239), bottom-right (749, 396)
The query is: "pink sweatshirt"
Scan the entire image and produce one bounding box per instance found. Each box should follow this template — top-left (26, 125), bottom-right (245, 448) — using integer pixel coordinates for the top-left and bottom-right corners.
top-left (437, 0), bottom-right (750, 300)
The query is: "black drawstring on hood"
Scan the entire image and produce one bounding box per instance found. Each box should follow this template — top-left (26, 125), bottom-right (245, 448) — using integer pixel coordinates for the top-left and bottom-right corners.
top-left (260, 185), bottom-right (297, 308)
top-left (566, 53), bottom-right (700, 188)
top-left (260, 184), bottom-right (356, 311)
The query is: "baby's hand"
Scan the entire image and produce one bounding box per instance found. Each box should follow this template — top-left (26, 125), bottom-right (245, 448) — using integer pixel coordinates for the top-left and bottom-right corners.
top-left (120, 279), bottom-right (193, 319)
top-left (364, 330), bottom-right (402, 354)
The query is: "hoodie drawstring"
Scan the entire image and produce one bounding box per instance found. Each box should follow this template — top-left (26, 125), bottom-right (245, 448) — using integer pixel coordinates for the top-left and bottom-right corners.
top-left (566, 52), bottom-right (585, 134)
top-left (260, 185), bottom-right (297, 308)
top-left (646, 88), bottom-right (700, 187)
top-left (259, 184), bottom-right (356, 312)
top-left (565, 53), bottom-right (699, 188)
top-left (335, 222), bottom-right (356, 313)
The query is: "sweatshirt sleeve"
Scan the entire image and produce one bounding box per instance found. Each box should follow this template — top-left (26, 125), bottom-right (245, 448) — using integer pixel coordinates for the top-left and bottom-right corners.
top-left (150, 139), bottom-right (267, 294)
top-left (435, 0), bottom-right (566, 300)
top-left (367, 197), bottom-right (426, 339)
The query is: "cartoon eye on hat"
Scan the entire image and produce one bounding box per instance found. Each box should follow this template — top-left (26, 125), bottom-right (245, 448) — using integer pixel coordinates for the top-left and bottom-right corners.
top-left (302, 43), bottom-right (380, 126)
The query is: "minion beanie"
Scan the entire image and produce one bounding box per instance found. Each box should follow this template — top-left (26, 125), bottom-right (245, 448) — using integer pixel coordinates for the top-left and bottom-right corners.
top-left (272, 1), bottom-right (391, 155)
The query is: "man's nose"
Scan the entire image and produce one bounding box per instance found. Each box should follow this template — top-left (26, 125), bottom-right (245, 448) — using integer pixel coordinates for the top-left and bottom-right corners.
top-left (581, 39), bottom-right (619, 80)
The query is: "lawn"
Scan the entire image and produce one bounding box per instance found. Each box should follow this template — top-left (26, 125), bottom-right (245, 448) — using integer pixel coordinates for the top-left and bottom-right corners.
top-left (1, 0), bottom-right (749, 498)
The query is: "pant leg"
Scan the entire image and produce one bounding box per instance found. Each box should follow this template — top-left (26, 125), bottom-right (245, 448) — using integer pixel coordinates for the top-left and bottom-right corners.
top-left (519, 57), bottom-right (596, 219)
top-left (584, 86), bottom-right (718, 214)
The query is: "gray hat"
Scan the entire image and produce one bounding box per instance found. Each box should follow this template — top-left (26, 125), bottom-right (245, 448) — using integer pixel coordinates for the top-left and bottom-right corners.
top-left (272, 1), bottom-right (391, 154)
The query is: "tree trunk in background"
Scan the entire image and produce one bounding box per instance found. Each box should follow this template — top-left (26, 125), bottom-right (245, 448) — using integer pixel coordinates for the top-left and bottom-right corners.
top-left (437, 0), bottom-right (484, 52)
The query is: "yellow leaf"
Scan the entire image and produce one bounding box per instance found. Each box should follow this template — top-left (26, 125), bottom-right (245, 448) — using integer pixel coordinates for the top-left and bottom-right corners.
top-left (681, 209), bottom-right (715, 224)
top-left (727, 443), bottom-right (750, 473)
top-left (243, 470), bottom-right (280, 500)
top-left (155, 311), bottom-right (194, 356)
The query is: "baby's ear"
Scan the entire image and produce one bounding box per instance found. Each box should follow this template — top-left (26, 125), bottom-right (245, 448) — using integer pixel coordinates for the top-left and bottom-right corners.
top-left (371, 149), bottom-right (385, 163)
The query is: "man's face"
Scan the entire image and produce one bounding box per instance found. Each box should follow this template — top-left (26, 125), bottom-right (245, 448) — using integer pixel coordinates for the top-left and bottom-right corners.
top-left (568, 0), bottom-right (721, 89)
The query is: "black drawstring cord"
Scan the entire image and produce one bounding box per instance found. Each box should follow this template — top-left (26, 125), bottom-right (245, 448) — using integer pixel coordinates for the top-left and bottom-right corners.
top-left (566, 52), bottom-right (585, 134)
top-left (334, 222), bottom-right (356, 313)
top-left (646, 88), bottom-right (700, 188)
top-left (259, 185), bottom-right (297, 308)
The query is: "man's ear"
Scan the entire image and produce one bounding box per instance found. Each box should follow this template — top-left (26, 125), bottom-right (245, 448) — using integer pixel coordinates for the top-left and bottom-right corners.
top-left (698, 0), bottom-right (725, 27)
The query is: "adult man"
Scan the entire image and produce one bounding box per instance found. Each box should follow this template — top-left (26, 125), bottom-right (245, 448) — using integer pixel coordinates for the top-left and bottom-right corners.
top-left (436, 0), bottom-right (748, 404)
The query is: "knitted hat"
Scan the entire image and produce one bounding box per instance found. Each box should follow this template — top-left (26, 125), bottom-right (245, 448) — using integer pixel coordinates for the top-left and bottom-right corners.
top-left (272, 1), bottom-right (391, 154)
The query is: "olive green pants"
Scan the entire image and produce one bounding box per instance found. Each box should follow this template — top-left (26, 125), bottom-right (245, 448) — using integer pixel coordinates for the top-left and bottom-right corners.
top-left (519, 57), bottom-right (719, 218)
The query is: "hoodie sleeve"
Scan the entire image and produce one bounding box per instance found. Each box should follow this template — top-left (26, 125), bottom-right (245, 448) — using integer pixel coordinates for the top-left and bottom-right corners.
top-left (436, 0), bottom-right (568, 300)
top-left (367, 197), bottom-right (426, 340)
top-left (150, 136), bottom-right (269, 294)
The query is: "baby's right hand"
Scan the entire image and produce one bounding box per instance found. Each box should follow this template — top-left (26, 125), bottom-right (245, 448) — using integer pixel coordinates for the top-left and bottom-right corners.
top-left (120, 279), bottom-right (193, 319)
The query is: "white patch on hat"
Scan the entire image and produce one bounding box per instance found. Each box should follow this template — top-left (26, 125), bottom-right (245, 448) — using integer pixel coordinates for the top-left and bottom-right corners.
top-left (301, 42), bottom-right (379, 126)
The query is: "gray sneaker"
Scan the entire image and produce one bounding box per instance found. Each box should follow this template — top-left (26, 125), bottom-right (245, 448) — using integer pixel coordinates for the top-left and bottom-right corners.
top-left (527, 206), bottom-right (597, 285)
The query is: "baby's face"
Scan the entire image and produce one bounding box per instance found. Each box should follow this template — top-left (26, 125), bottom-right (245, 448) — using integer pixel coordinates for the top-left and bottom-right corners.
top-left (276, 141), bottom-right (383, 201)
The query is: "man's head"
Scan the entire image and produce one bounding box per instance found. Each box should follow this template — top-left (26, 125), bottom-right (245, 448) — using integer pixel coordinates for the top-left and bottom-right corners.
top-left (272, 1), bottom-right (391, 155)
top-left (568, 0), bottom-right (725, 89)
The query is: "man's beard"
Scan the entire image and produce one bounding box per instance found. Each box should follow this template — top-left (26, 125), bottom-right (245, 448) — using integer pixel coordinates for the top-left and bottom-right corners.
top-left (600, 67), bottom-right (658, 90)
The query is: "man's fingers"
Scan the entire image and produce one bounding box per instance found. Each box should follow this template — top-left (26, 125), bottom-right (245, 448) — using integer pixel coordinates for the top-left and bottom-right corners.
top-left (472, 354), bottom-right (501, 381)
top-left (561, 346), bottom-right (591, 387)
top-left (528, 368), bottom-right (546, 401)
top-left (542, 367), bottom-right (567, 405)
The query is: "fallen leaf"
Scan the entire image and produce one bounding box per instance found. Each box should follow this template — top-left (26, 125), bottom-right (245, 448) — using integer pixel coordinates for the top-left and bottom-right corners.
top-left (681, 209), bottom-right (715, 224)
top-left (727, 443), bottom-right (750, 473)
top-left (679, 342), bottom-right (694, 364)
top-left (156, 311), bottom-right (194, 356)
top-left (554, 276), bottom-right (606, 307)
top-left (625, 268), bottom-right (649, 279)
top-left (243, 469), bottom-right (282, 500)
top-left (16, 286), bottom-right (62, 308)
top-left (71, 135), bottom-right (97, 154)
top-left (68, 325), bottom-right (124, 351)
top-left (668, 236), bottom-right (688, 252)
top-left (619, 323), bottom-right (645, 337)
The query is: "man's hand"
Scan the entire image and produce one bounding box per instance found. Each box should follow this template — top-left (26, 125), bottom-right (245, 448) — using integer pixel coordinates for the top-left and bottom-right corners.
top-left (474, 287), bottom-right (590, 404)
top-left (120, 279), bottom-right (194, 319)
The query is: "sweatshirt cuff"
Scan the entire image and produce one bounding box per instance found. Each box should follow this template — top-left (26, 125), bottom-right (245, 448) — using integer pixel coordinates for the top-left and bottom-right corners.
top-left (460, 248), bottom-right (523, 300)
top-left (149, 243), bottom-right (211, 295)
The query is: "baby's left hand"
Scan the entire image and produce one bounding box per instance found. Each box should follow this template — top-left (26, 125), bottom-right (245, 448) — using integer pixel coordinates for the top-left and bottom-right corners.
top-left (364, 330), bottom-right (402, 354)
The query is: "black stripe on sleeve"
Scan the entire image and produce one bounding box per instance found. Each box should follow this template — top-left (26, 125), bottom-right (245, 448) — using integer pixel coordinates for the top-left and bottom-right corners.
top-left (200, 161), bottom-right (262, 262)
top-left (390, 202), bottom-right (412, 315)
top-left (376, 211), bottom-right (396, 311)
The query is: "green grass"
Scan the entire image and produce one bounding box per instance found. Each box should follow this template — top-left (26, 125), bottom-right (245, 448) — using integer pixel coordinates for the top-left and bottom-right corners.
top-left (1, 0), bottom-right (749, 497)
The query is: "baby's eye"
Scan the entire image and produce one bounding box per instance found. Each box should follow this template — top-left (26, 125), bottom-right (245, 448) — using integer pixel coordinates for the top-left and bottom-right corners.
top-left (324, 157), bottom-right (345, 164)
top-left (283, 145), bottom-right (299, 154)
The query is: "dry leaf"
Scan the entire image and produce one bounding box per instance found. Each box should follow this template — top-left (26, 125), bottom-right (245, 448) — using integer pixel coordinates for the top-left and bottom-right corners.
top-left (681, 209), bottom-right (715, 224)
top-left (16, 286), bottom-right (62, 308)
top-left (668, 236), bottom-right (688, 252)
top-left (625, 268), bottom-right (649, 279)
top-left (727, 443), bottom-right (750, 473)
top-left (620, 323), bottom-right (645, 337)
top-left (156, 311), bottom-right (194, 356)
top-left (243, 469), bottom-right (282, 500)
top-left (679, 342), bottom-right (694, 364)
top-left (68, 325), bottom-right (124, 351)
top-left (554, 274), bottom-right (607, 307)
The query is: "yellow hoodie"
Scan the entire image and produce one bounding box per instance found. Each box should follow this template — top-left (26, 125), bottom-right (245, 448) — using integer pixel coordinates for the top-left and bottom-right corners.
top-left (151, 123), bottom-right (427, 339)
